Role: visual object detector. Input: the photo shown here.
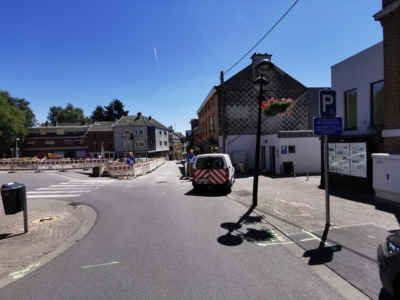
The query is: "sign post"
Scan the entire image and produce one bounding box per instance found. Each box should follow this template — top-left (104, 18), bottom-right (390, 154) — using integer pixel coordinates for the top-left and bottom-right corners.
top-left (314, 90), bottom-right (341, 226)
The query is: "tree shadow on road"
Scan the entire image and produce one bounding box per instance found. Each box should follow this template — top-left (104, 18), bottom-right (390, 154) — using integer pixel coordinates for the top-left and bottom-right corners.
top-left (217, 206), bottom-right (275, 246)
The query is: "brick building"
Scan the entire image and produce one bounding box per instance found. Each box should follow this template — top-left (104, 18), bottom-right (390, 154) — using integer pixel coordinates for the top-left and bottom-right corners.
top-left (196, 87), bottom-right (219, 154)
top-left (87, 121), bottom-right (115, 158)
top-left (374, 0), bottom-right (400, 153)
top-left (21, 121), bottom-right (91, 158)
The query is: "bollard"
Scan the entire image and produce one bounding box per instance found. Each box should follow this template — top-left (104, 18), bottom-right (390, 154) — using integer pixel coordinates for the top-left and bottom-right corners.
top-left (293, 162), bottom-right (296, 178)
top-left (306, 163), bottom-right (309, 181)
top-left (8, 161), bottom-right (16, 173)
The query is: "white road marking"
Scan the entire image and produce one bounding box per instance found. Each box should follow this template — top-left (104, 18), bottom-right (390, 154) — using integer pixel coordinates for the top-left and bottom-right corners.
top-left (28, 194), bottom-right (81, 198)
top-left (27, 191), bottom-right (90, 194)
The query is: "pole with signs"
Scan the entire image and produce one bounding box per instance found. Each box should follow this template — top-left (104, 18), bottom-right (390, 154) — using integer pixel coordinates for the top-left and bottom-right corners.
top-left (314, 90), bottom-right (341, 226)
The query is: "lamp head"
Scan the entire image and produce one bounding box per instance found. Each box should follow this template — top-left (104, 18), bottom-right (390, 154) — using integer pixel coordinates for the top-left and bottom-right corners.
top-left (253, 77), bottom-right (269, 91)
top-left (256, 59), bottom-right (274, 74)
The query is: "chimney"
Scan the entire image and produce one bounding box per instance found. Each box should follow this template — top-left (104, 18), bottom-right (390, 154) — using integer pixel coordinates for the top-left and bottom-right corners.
top-left (46, 121), bottom-right (48, 127)
top-left (138, 112), bottom-right (142, 117)
top-left (149, 116), bottom-right (152, 120)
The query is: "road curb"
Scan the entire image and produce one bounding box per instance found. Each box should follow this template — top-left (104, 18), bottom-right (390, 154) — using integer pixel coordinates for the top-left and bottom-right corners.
top-left (0, 204), bottom-right (97, 289)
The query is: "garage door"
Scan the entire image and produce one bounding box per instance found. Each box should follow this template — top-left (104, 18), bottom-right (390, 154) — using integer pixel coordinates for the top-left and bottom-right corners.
top-left (75, 151), bottom-right (86, 158)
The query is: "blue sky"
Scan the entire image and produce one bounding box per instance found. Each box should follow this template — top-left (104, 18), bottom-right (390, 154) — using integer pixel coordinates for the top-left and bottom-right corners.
top-left (0, 0), bottom-right (383, 133)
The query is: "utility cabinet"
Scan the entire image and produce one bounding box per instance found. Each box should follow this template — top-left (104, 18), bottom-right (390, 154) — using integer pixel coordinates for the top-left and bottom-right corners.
top-left (372, 153), bottom-right (400, 205)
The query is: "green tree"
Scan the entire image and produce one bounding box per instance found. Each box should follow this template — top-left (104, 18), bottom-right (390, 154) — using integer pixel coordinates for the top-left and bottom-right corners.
top-left (104, 99), bottom-right (129, 121)
top-left (0, 91), bottom-right (27, 157)
top-left (90, 105), bottom-right (106, 121)
top-left (1, 91), bottom-right (37, 128)
top-left (47, 103), bottom-right (91, 123)
top-left (47, 106), bottom-right (63, 123)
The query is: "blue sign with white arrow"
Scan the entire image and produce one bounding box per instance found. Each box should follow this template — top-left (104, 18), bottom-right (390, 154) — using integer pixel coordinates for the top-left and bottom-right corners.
top-left (187, 154), bottom-right (196, 165)
top-left (126, 156), bottom-right (136, 166)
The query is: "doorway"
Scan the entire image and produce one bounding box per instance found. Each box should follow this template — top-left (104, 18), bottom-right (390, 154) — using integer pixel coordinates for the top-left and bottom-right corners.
top-left (269, 146), bottom-right (275, 173)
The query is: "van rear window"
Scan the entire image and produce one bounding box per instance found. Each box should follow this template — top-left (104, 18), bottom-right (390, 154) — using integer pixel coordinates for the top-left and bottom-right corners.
top-left (196, 157), bottom-right (224, 169)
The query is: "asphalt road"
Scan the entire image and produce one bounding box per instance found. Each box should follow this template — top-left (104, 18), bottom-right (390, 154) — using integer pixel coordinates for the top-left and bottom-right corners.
top-left (0, 162), bottom-right (345, 299)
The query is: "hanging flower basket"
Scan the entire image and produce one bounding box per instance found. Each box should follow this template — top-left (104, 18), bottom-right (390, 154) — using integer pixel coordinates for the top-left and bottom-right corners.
top-left (264, 110), bottom-right (277, 117)
top-left (261, 98), bottom-right (293, 116)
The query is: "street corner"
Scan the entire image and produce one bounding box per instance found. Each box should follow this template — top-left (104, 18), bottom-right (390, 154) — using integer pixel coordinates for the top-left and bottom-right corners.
top-left (0, 199), bottom-right (97, 288)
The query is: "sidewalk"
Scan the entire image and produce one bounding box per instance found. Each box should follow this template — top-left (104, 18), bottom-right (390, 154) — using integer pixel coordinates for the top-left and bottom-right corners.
top-left (231, 172), bottom-right (400, 300)
top-left (0, 196), bottom-right (96, 288)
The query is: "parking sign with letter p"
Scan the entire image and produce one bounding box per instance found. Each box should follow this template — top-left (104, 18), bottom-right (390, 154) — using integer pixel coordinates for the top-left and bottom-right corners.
top-left (319, 90), bottom-right (336, 117)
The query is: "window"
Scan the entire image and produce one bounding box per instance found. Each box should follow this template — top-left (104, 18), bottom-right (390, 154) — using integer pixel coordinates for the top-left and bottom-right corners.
top-left (159, 141), bottom-right (162, 146)
top-left (196, 157), bottom-right (224, 170)
top-left (45, 140), bottom-right (55, 145)
top-left (136, 130), bottom-right (144, 136)
top-left (94, 142), bottom-right (97, 149)
top-left (149, 140), bottom-right (153, 148)
top-left (288, 145), bottom-right (296, 153)
top-left (65, 130), bottom-right (75, 135)
top-left (210, 114), bottom-right (214, 132)
top-left (164, 141), bottom-right (167, 145)
top-left (93, 134), bottom-right (96, 139)
top-left (344, 89), bottom-right (357, 130)
top-left (27, 141), bottom-right (37, 146)
top-left (76, 130), bottom-right (85, 135)
top-left (64, 140), bottom-right (74, 145)
top-left (136, 141), bottom-right (145, 147)
top-left (100, 134), bottom-right (104, 139)
top-left (30, 130), bottom-right (40, 136)
top-left (46, 130), bottom-right (57, 135)
top-left (122, 141), bottom-right (131, 147)
top-left (371, 81), bottom-right (384, 126)
top-left (159, 131), bottom-right (162, 135)
top-left (75, 140), bottom-right (84, 145)
top-left (164, 131), bottom-right (167, 136)
top-left (109, 142), bottom-right (113, 149)
top-left (121, 130), bottom-right (130, 136)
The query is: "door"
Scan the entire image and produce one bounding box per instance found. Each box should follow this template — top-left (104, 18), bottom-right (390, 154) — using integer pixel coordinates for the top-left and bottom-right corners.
top-left (261, 146), bottom-right (266, 171)
top-left (269, 146), bottom-right (275, 173)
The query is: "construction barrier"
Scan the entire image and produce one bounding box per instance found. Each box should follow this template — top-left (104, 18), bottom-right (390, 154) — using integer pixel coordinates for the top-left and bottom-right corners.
top-left (0, 158), bottom-right (165, 177)
top-left (108, 158), bottom-right (165, 179)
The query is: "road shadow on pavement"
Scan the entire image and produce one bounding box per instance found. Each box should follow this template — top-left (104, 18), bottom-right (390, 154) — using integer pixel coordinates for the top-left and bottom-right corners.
top-left (185, 188), bottom-right (230, 197)
top-left (217, 206), bottom-right (275, 246)
top-left (302, 225), bottom-right (342, 265)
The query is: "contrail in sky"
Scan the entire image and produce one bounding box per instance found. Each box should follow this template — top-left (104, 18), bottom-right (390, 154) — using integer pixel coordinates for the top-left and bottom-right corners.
top-left (154, 48), bottom-right (162, 81)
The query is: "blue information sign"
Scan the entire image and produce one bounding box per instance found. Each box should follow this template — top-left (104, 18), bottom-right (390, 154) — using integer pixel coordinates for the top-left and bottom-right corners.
top-left (313, 117), bottom-right (343, 135)
top-left (126, 156), bottom-right (136, 166)
top-left (281, 146), bottom-right (287, 155)
top-left (187, 154), bottom-right (196, 165)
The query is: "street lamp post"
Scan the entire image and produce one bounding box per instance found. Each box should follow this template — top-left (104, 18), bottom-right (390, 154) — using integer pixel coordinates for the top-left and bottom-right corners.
top-left (252, 59), bottom-right (274, 207)
top-left (15, 138), bottom-right (19, 158)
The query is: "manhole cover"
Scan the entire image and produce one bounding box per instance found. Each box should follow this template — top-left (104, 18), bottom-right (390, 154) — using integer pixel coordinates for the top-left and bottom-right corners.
top-left (32, 216), bottom-right (60, 224)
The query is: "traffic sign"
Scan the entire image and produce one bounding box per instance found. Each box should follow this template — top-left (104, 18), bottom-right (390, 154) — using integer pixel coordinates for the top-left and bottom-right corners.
top-left (319, 90), bottom-right (336, 117)
top-left (126, 156), bottom-right (136, 166)
top-left (86, 152), bottom-right (92, 158)
top-left (313, 117), bottom-right (343, 135)
top-left (187, 154), bottom-right (196, 165)
top-left (281, 146), bottom-right (287, 155)
top-left (37, 152), bottom-right (45, 159)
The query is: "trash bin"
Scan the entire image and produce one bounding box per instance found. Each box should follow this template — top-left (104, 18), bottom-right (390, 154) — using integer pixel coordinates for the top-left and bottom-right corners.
top-left (1, 182), bottom-right (25, 215)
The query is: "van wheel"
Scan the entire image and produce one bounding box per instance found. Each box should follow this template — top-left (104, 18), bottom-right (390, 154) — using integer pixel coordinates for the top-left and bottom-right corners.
top-left (394, 275), bottom-right (400, 299)
top-left (192, 182), bottom-right (200, 191)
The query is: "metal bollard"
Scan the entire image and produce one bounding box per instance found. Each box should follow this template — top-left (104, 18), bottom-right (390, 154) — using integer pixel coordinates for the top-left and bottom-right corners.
top-left (306, 163), bottom-right (309, 181)
top-left (293, 162), bottom-right (296, 178)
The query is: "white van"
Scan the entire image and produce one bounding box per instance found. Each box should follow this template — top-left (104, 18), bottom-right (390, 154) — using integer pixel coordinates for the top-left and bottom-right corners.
top-left (192, 154), bottom-right (235, 191)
